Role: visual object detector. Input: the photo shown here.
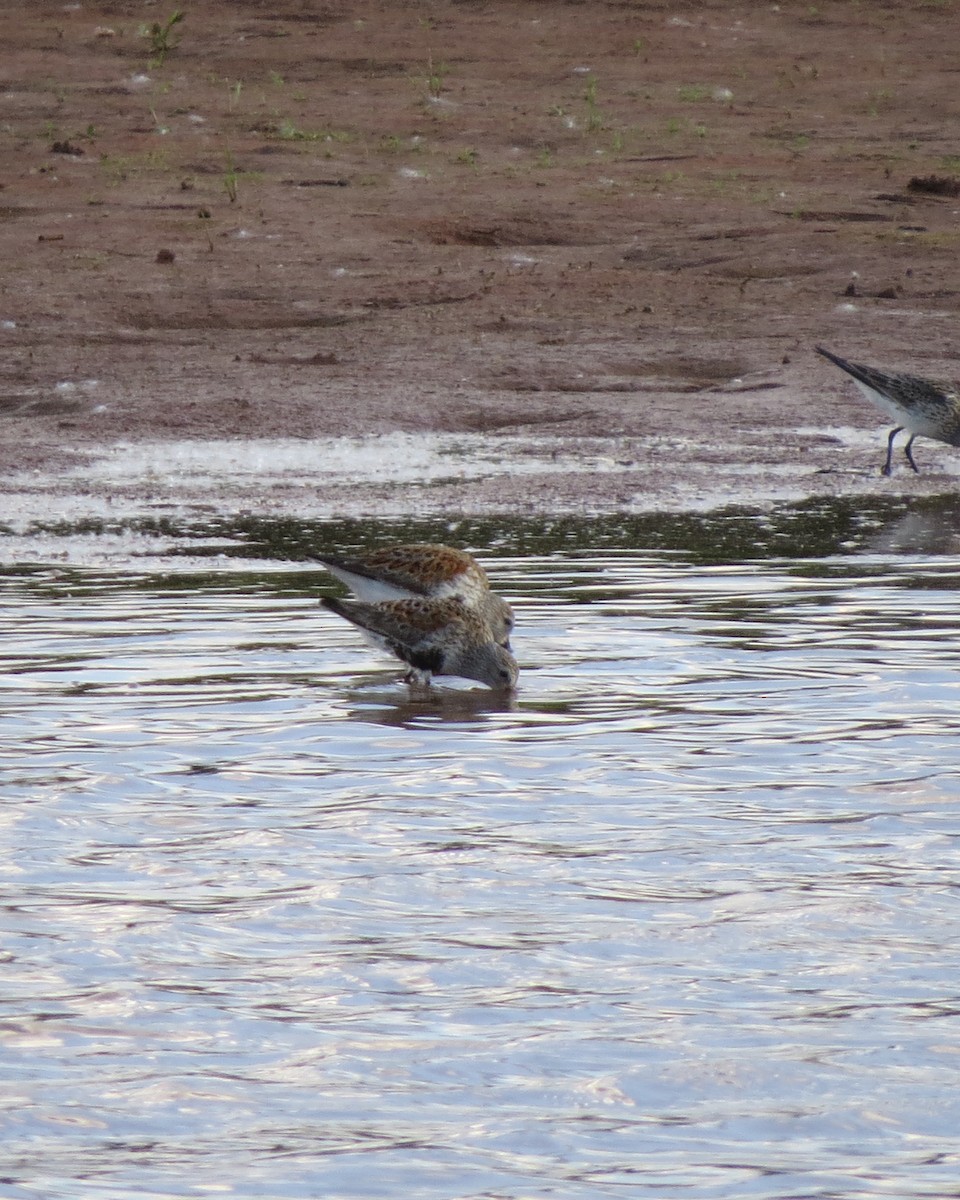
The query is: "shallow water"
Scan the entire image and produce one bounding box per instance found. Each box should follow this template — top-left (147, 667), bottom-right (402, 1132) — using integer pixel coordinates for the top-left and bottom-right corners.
top-left (2, 500), bottom-right (960, 1200)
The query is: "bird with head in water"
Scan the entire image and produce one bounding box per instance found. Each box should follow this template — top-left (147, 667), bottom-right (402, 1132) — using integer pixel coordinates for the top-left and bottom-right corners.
top-left (321, 593), bottom-right (519, 690)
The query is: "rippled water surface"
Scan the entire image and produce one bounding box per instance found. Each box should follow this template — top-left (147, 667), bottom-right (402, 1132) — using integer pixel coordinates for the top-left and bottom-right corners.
top-left (3, 502), bottom-right (960, 1199)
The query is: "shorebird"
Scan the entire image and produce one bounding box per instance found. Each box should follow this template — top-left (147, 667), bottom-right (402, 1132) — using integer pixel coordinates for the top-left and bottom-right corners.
top-left (313, 543), bottom-right (514, 647)
top-left (322, 594), bottom-right (519, 690)
top-left (816, 345), bottom-right (960, 475)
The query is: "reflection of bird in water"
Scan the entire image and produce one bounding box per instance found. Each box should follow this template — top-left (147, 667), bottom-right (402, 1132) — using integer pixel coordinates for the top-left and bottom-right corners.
top-left (816, 345), bottom-right (960, 476)
top-left (863, 502), bottom-right (960, 556)
top-left (343, 684), bottom-right (519, 729)
top-left (313, 543), bottom-right (514, 648)
top-left (321, 594), bottom-right (519, 691)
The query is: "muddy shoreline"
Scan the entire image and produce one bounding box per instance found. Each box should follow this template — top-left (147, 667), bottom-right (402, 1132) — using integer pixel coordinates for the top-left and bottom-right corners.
top-left (2, 2), bottom-right (960, 535)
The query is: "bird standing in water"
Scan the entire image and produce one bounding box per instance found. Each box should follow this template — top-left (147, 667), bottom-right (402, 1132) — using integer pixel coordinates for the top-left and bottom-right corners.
top-left (321, 594), bottom-right (519, 690)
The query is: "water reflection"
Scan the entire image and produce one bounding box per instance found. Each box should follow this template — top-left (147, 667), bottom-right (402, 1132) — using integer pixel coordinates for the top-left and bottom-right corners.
top-left (8, 489), bottom-right (960, 570)
top-left (865, 496), bottom-right (960, 555)
top-left (2, 504), bottom-right (960, 1198)
top-left (341, 680), bottom-right (521, 727)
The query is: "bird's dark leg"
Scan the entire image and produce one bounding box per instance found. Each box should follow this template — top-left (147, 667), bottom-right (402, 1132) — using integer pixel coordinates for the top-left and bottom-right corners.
top-left (882, 426), bottom-right (903, 476)
top-left (403, 668), bottom-right (432, 687)
top-left (903, 434), bottom-right (920, 474)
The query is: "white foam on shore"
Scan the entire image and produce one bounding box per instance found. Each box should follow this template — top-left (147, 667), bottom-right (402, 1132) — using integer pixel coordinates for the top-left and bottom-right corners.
top-left (61, 432), bottom-right (631, 488)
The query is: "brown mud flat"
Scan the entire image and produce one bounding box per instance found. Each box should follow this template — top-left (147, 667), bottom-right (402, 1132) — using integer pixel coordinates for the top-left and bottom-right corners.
top-left (2, 1), bottom-right (960, 526)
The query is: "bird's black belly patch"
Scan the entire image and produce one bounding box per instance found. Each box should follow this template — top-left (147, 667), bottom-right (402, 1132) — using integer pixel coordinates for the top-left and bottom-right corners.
top-left (395, 643), bottom-right (444, 674)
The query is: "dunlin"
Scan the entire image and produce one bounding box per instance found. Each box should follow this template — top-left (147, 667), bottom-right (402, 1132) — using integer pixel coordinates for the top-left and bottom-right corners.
top-left (816, 345), bottom-right (960, 475)
top-left (314, 543), bottom-right (514, 647)
top-left (322, 595), bottom-right (519, 690)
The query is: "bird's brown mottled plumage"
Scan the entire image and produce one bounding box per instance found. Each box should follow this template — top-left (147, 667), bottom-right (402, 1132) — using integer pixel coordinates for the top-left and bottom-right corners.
top-left (322, 595), bottom-right (519, 690)
top-left (315, 543), bottom-right (514, 647)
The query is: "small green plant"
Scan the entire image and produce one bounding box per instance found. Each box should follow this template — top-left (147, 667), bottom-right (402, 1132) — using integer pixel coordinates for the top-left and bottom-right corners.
top-left (455, 147), bottom-right (478, 167)
top-left (632, 37), bottom-right (646, 54)
top-left (535, 147), bottom-right (554, 168)
top-left (143, 10), bottom-right (184, 67)
top-left (222, 151), bottom-right (239, 202)
top-left (99, 148), bottom-right (170, 183)
top-left (583, 75), bottom-right (604, 132)
top-left (268, 71), bottom-right (285, 88)
top-left (424, 56), bottom-right (448, 99)
top-left (272, 120), bottom-right (351, 142)
top-left (662, 117), bottom-right (709, 141)
top-left (228, 80), bottom-right (242, 109)
top-left (677, 84), bottom-right (709, 102)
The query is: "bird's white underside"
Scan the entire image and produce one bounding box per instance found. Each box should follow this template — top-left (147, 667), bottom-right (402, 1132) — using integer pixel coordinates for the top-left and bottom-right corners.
top-left (853, 380), bottom-right (943, 439)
